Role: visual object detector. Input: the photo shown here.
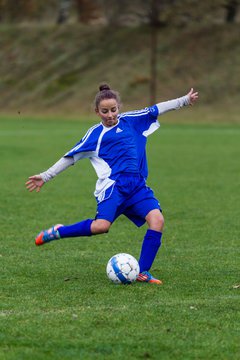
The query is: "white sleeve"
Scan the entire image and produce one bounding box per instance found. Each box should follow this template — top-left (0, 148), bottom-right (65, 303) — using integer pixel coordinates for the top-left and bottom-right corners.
top-left (156, 95), bottom-right (190, 116)
top-left (40, 157), bottom-right (74, 183)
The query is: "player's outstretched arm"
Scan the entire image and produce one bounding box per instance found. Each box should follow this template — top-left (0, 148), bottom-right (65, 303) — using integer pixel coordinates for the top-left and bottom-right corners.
top-left (187, 88), bottom-right (199, 105)
top-left (25, 156), bottom-right (75, 193)
top-left (156, 88), bottom-right (199, 115)
top-left (26, 175), bottom-right (44, 193)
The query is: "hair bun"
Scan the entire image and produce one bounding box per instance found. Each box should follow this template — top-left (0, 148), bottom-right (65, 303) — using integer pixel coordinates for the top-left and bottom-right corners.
top-left (99, 83), bottom-right (110, 92)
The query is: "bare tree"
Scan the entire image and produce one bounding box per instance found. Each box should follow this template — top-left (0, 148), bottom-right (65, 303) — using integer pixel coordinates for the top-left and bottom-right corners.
top-left (149, 0), bottom-right (159, 105)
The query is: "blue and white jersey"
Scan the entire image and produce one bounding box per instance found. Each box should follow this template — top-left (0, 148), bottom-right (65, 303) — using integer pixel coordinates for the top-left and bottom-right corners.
top-left (64, 105), bottom-right (160, 198)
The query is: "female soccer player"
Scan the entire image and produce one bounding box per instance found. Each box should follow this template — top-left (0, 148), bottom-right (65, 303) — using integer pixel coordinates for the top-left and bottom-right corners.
top-left (26, 84), bottom-right (198, 284)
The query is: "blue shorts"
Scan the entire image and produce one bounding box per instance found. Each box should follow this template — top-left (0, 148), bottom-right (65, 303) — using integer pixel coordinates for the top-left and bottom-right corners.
top-left (95, 173), bottom-right (161, 227)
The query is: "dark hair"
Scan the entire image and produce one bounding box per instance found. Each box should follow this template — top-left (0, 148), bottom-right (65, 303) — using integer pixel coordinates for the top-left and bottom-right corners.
top-left (94, 83), bottom-right (121, 109)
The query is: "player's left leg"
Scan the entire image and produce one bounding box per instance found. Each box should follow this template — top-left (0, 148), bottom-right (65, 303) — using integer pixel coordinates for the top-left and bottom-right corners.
top-left (123, 181), bottom-right (164, 284)
top-left (137, 209), bottom-right (164, 284)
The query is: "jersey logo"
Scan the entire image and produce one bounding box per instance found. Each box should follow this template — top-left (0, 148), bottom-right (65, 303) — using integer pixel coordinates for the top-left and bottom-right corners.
top-left (116, 127), bottom-right (123, 133)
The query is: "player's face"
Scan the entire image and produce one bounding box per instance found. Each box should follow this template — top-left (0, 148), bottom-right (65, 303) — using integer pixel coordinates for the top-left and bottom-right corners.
top-left (96, 99), bottom-right (119, 127)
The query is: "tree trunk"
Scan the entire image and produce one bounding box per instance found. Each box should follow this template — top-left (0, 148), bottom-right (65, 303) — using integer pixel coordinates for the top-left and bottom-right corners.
top-left (150, 25), bottom-right (157, 105)
top-left (149, 0), bottom-right (159, 105)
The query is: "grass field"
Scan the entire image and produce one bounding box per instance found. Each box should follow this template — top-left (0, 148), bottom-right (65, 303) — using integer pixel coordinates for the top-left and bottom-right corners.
top-left (1, 114), bottom-right (240, 360)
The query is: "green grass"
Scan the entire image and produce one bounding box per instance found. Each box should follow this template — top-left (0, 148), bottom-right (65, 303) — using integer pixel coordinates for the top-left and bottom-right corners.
top-left (1, 115), bottom-right (240, 360)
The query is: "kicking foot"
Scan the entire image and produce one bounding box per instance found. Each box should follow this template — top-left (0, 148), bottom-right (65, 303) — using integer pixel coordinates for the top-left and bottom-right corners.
top-left (35, 224), bottom-right (63, 246)
top-left (137, 271), bottom-right (163, 285)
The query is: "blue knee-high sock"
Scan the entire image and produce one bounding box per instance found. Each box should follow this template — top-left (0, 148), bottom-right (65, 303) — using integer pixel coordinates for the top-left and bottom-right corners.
top-left (58, 219), bottom-right (93, 238)
top-left (138, 229), bottom-right (162, 273)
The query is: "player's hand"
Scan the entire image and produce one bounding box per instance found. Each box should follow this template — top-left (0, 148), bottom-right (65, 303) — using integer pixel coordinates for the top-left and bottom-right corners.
top-left (25, 175), bottom-right (44, 193)
top-left (187, 88), bottom-right (199, 105)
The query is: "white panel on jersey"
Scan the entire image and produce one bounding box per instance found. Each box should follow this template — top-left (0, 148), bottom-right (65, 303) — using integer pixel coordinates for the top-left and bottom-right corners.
top-left (142, 121), bottom-right (160, 137)
top-left (90, 156), bottom-right (115, 198)
top-left (90, 156), bottom-right (112, 180)
top-left (94, 178), bottom-right (115, 200)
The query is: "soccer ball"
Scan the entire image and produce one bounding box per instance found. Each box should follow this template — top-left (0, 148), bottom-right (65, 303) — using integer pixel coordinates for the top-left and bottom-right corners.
top-left (106, 253), bottom-right (140, 284)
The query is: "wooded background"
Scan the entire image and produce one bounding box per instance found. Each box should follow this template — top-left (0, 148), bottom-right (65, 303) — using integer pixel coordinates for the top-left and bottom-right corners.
top-left (0, 1), bottom-right (239, 114)
top-left (0, 0), bottom-right (239, 25)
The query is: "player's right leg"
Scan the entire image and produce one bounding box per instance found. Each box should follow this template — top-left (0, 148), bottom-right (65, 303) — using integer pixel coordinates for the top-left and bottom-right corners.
top-left (35, 219), bottom-right (111, 246)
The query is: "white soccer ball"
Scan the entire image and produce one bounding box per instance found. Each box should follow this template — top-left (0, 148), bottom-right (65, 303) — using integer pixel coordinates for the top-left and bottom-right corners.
top-left (106, 253), bottom-right (140, 284)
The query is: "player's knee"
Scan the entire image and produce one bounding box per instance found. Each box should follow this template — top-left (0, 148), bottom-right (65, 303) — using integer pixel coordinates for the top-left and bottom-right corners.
top-left (98, 224), bottom-right (110, 234)
top-left (146, 210), bottom-right (164, 232)
top-left (158, 213), bottom-right (165, 230)
top-left (91, 220), bottom-right (111, 234)
top-left (153, 214), bottom-right (164, 232)
top-left (160, 212), bottom-right (165, 224)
